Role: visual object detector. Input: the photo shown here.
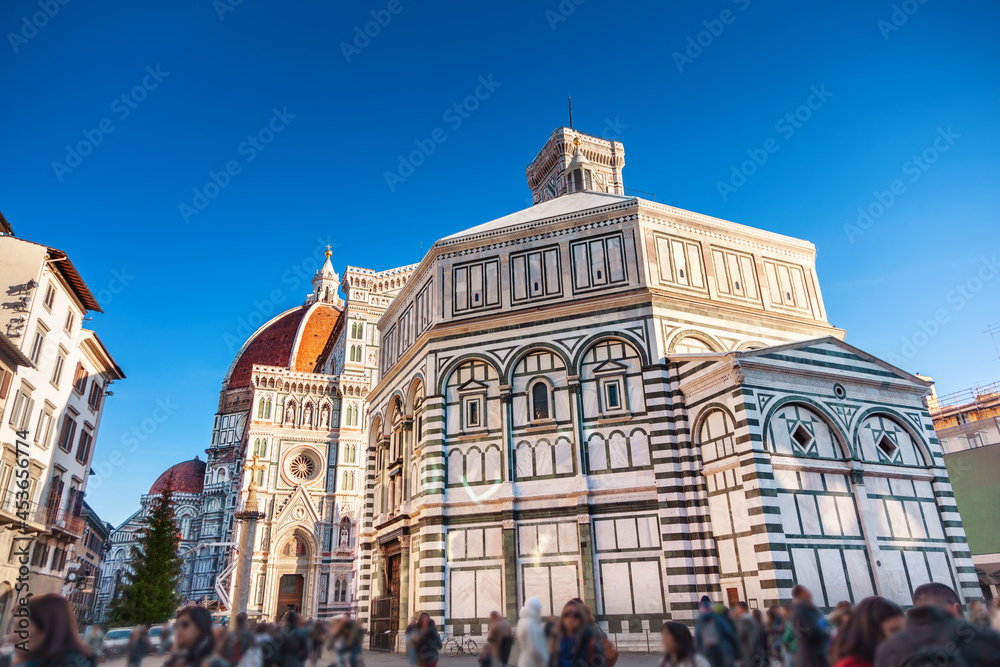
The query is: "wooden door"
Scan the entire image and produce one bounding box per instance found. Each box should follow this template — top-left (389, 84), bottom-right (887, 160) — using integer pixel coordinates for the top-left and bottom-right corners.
top-left (276, 574), bottom-right (304, 618)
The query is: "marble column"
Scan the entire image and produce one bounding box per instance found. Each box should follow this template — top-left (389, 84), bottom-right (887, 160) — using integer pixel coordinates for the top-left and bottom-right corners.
top-left (577, 513), bottom-right (597, 610)
top-left (397, 535), bottom-right (411, 641)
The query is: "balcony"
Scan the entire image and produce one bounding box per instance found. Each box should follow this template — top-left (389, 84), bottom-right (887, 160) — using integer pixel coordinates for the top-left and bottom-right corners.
top-left (0, 489), bottom-right (46, 533)
top-left (43, 507), bottom-right (86, 538)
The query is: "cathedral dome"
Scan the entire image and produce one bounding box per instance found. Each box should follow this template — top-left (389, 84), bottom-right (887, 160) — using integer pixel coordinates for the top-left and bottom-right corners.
top-left (226, 302), bottom-right (342, 389)
top-left (149, 457), bottom-right (206, 495)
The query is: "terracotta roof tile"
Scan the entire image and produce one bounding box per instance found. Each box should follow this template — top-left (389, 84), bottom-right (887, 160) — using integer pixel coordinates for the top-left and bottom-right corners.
top-left (294, 305), bottom-right (340, 373)
top-left (228, 308), bottom-right (308, 389)
top-left (149, 458), bottom-right (206, 495)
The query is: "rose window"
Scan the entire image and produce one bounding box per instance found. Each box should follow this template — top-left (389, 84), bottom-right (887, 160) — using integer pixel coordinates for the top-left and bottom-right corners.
top-left (287, 451), bottom-right (318, 482)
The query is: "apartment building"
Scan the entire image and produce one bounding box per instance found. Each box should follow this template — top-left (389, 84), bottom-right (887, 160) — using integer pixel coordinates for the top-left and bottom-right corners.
top-left (0, 221), bottom-right (124, 632)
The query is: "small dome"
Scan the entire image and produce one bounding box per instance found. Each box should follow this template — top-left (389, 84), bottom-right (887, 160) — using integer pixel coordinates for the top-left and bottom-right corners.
top-left (149, 457), bottom-right (206, 495)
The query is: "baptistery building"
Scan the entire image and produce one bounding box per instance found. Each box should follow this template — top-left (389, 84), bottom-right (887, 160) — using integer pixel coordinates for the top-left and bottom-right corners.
top-left (356, 127), bottom-right (979, 646)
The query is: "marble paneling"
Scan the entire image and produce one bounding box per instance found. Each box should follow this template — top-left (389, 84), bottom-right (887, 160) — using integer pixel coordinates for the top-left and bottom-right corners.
top-left (558, 523), bottom-right (578, 553)
top-left (631, 561), bottom-right (663, 613)
top-left (844, 549), bottom-right (874, 600)
top-left (601, 562), bottom-right (632, 615)
top-left (485, 527), bottom-right (502, 558)
top-left (554, 439), bottom-right (573, 474)
top-left (797, 495), bottom-right (821, 535)
top-left (791, 548), bottom-right (825, 606)
top-left (477, 569), bottom-right (503, 617)
top-left (451, 570), bottom-right (476, 618)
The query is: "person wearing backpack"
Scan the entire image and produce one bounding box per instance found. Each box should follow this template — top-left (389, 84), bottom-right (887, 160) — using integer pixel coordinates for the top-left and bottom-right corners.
top-left (278, 612), bottom-right (310, 667)
top-left (874, 583), bottom-right (1000, 666)
top-left (786, 586), bottom-right (829, 667)
top-left (694, 597), bottom-right (741, 667)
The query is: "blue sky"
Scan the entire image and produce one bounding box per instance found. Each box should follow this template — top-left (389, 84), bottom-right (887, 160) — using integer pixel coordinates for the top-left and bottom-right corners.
top-left (2, 0), bottom-right (998, 525)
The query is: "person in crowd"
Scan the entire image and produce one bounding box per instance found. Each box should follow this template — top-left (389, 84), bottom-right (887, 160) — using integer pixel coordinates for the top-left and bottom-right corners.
top-left (874, 582), bottom-right (1000, 666)
top-left (331, 614), bottom-right (361, 667)
top-left (16, 594), bottom-right (95, 667)
top-left (778, 603), bottom-right (794, 666)
top-left (764, 606), bottom-right (784, 665)
top-left (307, 620), bottom-right (326, 666)
top-left (277, 611), bottom-right (310, 667)
top-left (784, 585), bottom-right (829, 667)
top-left (731, 602), bottom-right (767, 667)
top-left (243, 623), bottom-right (273, 667)
top-left (413, 613), bottom-right (442, 667)
top-left (829, 596), bottom-right (902, 667)
top-left (547, 599), bottom-right (604, 667)
top-left (225, 613), bottom-right (254, 667)
top-left (83, 625), bottom-right (104, 662)
top-left (405, 617), bottom-right (419, 667)
top-left (126, 626), bottom-right (151, 667)
top-left (0, 633), bottom-right (16, 667)
top-left (166, 605), bottom-right (217, 667)
top-left (828, 601), bottom-right (853, 643)
top-left (543, 617), bottom-right (557, 641)
top-left (515, 597), bottom-right (549, 667)
top-left (968, 599), bottom-right (993, 626)
top-left (992, 597), bottom-right (1000, 633)
top-left (659, 621), bottom-right (710, 667)
top-left (488, 611), bottom-right (514, 666)
top-left (160, 623), bottom-right (175, 656)
top-left (212, 628), bottom-right (231, 667)
top-left (694, 596), bottom-right (740, 667)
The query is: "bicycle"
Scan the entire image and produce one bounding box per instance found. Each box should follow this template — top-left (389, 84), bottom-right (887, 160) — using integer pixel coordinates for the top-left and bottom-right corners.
top-left (444, 632), bottom-right (479, 657)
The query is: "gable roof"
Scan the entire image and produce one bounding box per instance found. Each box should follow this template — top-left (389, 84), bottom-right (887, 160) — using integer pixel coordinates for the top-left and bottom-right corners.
top-left (670, 336), bottom-right (931, 389)
top-left (439, 191), bottom-right (636, 242)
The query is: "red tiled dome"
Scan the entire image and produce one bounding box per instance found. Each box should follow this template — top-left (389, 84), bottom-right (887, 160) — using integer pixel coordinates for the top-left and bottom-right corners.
top-left (294, 305), bottom-right (340, 373)
top-left (149, 457), bottom-right (206, 495)
top-left (227, 304), bottom-right (340, 389)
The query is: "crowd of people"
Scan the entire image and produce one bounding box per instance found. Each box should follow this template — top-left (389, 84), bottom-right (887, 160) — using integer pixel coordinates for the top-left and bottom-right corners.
top-left (3, 583), bottom-right (1000, 667)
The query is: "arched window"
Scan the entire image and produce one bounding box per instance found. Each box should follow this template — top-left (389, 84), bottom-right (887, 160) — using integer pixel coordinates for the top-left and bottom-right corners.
top-left (342, 471), bottom-right (348, 489)
top-left (265, 398), bottom-right (272, 419)
top-left (531, 382), bottom-right (550, 420)
top-left (257, 398), bottom-right (266, 419)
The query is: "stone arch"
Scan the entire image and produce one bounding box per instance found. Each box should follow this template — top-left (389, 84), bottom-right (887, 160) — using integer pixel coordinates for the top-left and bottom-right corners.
top-left (436, 353), bottom-right (504, 395)
top-left (277, 527), bottom-right (317, 559)
top-left (404, 374), bottom-right (426, 415)
top-left (503, 343), bottom-right (573, 385)
top-left (762, 397), bottom-right (851, 460)
top-left (571, 331), bottom-right (650, 371)
top-left (693, 403), bottom-right (739, 465)
top-left (667, 328), bottom-right (726, 354)
top-left (852, 408), bottom-right (932, 467)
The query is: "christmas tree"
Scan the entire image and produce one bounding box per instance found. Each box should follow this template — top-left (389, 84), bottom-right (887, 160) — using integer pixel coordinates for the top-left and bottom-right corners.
top-left (108, 472), bottom-right (183, 626)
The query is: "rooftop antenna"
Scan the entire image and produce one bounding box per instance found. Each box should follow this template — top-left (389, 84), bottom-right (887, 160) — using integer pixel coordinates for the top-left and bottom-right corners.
top-left (568, 96), bottom-right (574, 130)
top-left (984, 322), bottom-right (1000, 363)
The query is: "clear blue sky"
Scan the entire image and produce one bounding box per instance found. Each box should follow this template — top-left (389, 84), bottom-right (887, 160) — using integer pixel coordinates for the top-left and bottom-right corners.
top-left (2, 0), bottom-right (998, 525)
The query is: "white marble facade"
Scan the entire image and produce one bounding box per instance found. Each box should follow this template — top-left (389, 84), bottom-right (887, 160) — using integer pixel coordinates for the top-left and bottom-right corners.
top-left (357, 127), bottom-right (979, 643)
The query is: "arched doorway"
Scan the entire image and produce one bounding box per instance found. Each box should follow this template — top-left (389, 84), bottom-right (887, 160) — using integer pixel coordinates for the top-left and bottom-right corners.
top-left (272, 532), bottom-right (312, 619)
